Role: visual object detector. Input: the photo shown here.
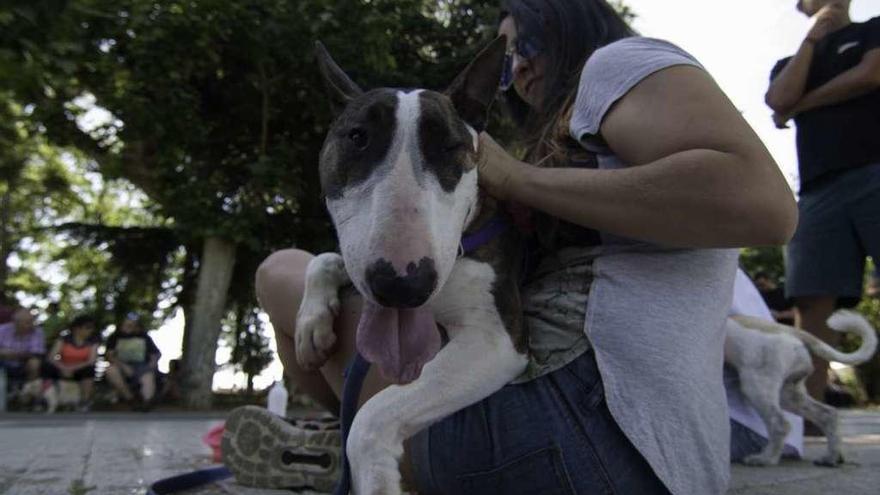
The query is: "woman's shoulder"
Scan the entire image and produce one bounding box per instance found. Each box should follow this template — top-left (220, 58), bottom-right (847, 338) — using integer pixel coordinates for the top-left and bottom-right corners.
top-left (570, 37), bottom-right (704, 143)
top-left (584, 36), bottom-right (702, 75)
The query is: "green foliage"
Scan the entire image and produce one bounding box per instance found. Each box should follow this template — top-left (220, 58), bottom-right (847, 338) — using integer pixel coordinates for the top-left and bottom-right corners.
top-left (739, 246), bottom-right (786, 283)
top-left (2, 0), bottom-right (639, 391)
top-left (1, 0), bottom-right (511, 386)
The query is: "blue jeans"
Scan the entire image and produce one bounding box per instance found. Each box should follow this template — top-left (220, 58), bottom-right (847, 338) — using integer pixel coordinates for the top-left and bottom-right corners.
top-left (730, 419), bottom-right (800, 462)
top-left (410, 349), bottom-right (669, 494)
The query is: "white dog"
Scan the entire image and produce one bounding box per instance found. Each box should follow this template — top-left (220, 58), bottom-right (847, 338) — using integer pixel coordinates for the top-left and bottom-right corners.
top-left (19, 378), bottom-right (81, 413)
top-left (725, 310), bottom-right (877, 467)
top-left (295, 37), bottom-right (528, 495)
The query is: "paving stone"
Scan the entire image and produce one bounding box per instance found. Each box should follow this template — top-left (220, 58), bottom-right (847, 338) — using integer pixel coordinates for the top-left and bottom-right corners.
top-left (1, 409), bottom-right (878, 494)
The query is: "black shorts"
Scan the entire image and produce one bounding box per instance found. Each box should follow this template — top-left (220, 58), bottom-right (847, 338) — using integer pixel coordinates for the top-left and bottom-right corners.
top-left (41, 361), bottom-right (96, 381)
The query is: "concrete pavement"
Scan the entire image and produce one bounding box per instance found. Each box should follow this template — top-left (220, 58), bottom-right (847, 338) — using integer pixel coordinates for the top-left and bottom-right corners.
top-left (1, 409), bottom-right (878, 494)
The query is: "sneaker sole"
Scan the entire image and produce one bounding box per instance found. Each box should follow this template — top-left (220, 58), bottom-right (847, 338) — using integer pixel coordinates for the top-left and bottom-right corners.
top-left (222, 405), bottom-right (341, 491)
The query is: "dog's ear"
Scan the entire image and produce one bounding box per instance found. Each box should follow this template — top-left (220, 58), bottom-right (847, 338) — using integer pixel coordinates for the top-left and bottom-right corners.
top-left (445, 36), bottom-right (507, 132)
top-left (315, 41), bottom-right (364, 114)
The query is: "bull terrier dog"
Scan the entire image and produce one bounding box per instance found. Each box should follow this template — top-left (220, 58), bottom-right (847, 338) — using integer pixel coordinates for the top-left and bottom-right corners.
top-left (296, 37), bottom-right (527, 494)
top-left (726, 309), bottom-right (877, 467)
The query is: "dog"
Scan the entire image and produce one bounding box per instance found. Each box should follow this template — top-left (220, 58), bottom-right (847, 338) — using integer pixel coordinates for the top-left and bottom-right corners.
top-left (725, 309), bottom-right (877, 467)
top-left (19, 378), bottom-right (81, 413)
top-left (296, 37), bottom-right (527, 494)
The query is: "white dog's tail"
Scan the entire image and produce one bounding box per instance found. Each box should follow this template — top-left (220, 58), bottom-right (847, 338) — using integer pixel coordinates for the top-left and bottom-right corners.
top-left (797, 310), bottom-right (878, 365)
top-left (732, 310), bottom-right (878, 365)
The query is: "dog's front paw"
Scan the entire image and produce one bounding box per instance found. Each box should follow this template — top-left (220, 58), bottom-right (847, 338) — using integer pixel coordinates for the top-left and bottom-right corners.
top-left (741, 453), bottom-right (779, 467)
top-left (348, 414), bottom-right (403, 495)
top-left (814, 452), bottom-right (844, 467)
top-left (295, 253), bottom-right (348, 370)
top-left (295, 294), bottom-right (339, 370)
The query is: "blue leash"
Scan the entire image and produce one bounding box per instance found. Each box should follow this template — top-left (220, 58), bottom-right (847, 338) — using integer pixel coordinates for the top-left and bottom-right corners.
top-left (334, 352), bottom-right (372, 495)
top-left (147, 465), bottom-right (232, 495)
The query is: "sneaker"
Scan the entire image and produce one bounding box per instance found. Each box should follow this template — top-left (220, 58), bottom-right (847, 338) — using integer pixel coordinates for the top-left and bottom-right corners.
top-left (222, 405), bottom-right (341, 491)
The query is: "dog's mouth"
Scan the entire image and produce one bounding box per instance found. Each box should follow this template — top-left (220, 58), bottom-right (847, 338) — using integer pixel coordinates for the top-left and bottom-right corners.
top-left (356, 300), bottom-right (442, 384)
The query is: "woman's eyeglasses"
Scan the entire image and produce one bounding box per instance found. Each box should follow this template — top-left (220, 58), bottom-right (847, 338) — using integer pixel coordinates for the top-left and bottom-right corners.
top-left (499, 38), bottom-right (542, 91)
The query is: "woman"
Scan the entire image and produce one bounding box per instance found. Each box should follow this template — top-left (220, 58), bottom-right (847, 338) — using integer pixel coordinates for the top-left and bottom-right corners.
top-left (43, 315), bottom-right (100, 409)
top-left (233, 1), bottom-right (797, 493)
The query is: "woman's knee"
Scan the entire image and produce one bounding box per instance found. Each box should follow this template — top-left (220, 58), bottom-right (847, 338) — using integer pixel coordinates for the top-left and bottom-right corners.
top-left (255, 249), bottom-right (315, 336)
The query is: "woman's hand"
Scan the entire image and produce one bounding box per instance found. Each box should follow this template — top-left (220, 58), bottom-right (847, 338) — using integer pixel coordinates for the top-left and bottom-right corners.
top-left (477, 132), bottom-right (527, 201)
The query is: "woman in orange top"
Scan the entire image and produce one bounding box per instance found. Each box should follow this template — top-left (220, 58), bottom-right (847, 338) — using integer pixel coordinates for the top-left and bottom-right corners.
top-left (44, 315), bottom-right (100, 406)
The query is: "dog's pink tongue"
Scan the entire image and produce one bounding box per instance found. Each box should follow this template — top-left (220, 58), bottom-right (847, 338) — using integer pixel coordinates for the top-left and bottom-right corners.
top-left (356, 301), bottom-right (441, 384)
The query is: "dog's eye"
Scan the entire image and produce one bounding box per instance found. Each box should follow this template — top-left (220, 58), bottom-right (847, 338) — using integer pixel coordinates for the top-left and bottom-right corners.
top-left (348, 128), bottom-right (369, 150)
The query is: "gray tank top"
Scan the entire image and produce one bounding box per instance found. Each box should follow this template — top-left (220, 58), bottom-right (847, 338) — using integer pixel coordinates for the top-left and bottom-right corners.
top-left (525, 37), bottom-right (738, 495)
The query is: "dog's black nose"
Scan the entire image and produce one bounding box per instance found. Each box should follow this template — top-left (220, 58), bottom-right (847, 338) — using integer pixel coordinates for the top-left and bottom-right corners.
top-left (366, 257), bottom-right (438, 308)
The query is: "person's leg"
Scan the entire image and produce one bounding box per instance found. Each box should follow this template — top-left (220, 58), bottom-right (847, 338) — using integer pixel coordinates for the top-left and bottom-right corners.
top-left (79, 378), bottom-right (94, 402)
top-left (786, 173), bottom-right (866, 401)
top-left (228, 249), bottom-right (413, 490)
top-left (104, 364), bottom-right (134, 401)
top-left (24, 357), bottom-right (40, 381)
top-left (72, 367), bottom-right (95, 402)
top-left (256, 249), bottom-right (342, 413)
top-left (793, 295), bottom-right (838, 401)
top-left (411, 350), bottom-right (669, 495)
top-left (140, 371), bottom-right (156, 402)
top-left (255, 248), bottom-right (389, 412)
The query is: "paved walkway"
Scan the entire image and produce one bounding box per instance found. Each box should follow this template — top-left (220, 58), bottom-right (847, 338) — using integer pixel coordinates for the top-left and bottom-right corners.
top-left (1, 409), bottom-right (878, 494)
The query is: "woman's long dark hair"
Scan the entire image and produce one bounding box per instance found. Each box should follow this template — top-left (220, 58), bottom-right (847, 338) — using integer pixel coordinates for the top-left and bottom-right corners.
top-left (500, 0), bottom-right (635, 161)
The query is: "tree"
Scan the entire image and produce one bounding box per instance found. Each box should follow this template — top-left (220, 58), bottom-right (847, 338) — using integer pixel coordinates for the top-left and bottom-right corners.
top-left (2, 0), bottom-right (645, 407)
top-left (1, 0), bottom-right (508, 407)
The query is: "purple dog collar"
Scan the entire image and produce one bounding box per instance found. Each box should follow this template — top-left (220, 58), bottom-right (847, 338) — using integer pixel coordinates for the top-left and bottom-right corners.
top-left (460, 215), bottom-right (509, 254)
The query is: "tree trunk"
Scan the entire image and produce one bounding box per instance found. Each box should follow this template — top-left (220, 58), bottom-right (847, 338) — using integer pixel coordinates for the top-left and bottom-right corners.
top-left (0, 184), bottom-right (13, 297)
top-left (183, 236), bottom-right (237, 409)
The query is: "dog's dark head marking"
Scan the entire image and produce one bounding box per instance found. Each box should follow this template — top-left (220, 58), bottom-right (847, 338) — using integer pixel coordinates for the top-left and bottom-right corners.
top-left (314, 37), bottom-right (508, 308)
top-left (320, 89), bottom-right (398, 199)
top-left (417, 92), bottom-right (474, 192)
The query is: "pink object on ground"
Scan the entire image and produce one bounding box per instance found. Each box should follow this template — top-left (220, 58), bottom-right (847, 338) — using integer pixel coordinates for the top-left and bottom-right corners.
top-left (356, 301), bottom-right (441, 385)
top-left (203, 422), bottom-right (225, 463)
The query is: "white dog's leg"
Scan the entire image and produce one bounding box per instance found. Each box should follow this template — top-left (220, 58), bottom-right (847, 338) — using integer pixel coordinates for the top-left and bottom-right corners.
top-left (295, 252), bottom-right (350, 370)
top-left (347, 259), bottom-right (527, 495)
top-left (782, 380), bottom-right (843, 466)
top-left (738, 370), bottom-right (790, 466)
top-left (347, 326), bottom-right (526, 495)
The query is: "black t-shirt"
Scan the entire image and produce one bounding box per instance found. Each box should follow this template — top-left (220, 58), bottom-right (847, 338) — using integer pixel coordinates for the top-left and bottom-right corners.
top-left (106, 332), bottom-right (161, 364)
top-left (771, 17), bottom-right (880, 192)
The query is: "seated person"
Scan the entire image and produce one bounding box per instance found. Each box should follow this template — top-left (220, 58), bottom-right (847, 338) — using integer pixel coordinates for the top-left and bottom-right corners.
top-left (42, 315), bottom-right (100, 409)
top-left (0, 307), bottom-right (45, 384)
top-left (727, 268), bottom-right (803, 461)
top-left (104, 313), bottom-right (161, 408)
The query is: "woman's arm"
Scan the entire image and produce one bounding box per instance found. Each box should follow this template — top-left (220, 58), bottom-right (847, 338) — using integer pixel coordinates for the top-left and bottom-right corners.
top-left (480, 65), bottom-right (797, 248)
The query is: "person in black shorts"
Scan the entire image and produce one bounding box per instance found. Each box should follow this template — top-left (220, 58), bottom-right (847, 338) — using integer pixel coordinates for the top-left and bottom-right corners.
top-left (766, 0), bottom-right (880, 401)
top-left (42, 315), bottom-right (100, 408)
